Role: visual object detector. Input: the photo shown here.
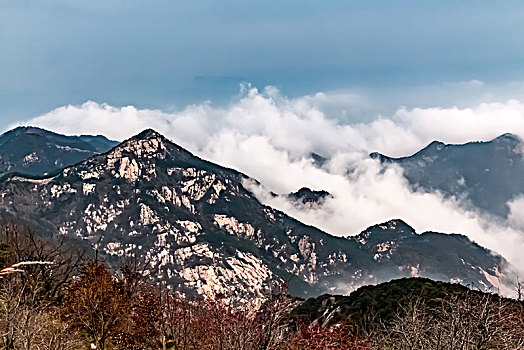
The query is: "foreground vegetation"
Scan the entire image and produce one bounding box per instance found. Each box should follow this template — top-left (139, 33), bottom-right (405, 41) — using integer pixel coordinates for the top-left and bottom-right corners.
top-left (0, 221), bottom-right (523, 349)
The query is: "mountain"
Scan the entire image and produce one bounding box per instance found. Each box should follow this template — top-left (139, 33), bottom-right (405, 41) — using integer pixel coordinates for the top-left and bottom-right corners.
top-left (350, 220), bottom-right (511, 292)
top-left (371, 134), bottom-right (524, 217)
top-left (291, 277), bottom-right (524, 347)
top-left (310, 152), bottom-right (328, 168)
top-left (292, 278), bottom-right (475, 327)
top-left (76, 134), bottom-right (119, 153)
top-left (287, 187), bottom-right (331, 208)
top-left (0, 126), bottom-right (118, 178)
top-left (0, 129), bottom-right (514, 299)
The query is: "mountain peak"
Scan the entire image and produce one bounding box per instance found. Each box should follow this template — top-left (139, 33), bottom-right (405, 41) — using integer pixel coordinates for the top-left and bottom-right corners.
top-left (419, 140), bottom-right (445, 154)
top-left (288, 187), bottom-right (331, 207)
top-left (427, 140), bottom-right (445, 147)
top-left (5, 126), bottom-right (50, 137)
top-left (134, 128), bottom-right (165, 141)
top-left (292, 187), bottom-right (330, 198)
top-left (354, 219), bottom-right (415, 244)
top-left (493, 133), bottom-right (522, 144)
top-left (369, 152), bottom-right (384, 160)
top-left (82, 128), bottom-right (243, 184)
top-left (113, 129), bottom-right (169, 159)
top-left (374, 219), bottom-right (414, 232)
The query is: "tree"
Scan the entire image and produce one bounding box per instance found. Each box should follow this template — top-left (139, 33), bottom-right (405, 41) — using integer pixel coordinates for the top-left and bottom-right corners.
top-left (0, 221), bottom-right (83, 350)
top-left (64, 262), bottom-right (129, 350)
top-left (375, 290), bottom-right (524, 349)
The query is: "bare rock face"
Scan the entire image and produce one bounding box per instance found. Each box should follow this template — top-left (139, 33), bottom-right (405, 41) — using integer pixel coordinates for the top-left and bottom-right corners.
top-left (0, 129), bottom-right (515, 300)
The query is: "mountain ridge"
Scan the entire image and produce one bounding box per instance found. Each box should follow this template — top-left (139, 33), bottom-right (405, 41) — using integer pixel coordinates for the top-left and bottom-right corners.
top-left (0, 126), bottom-right (118, 178)
top-left (370, 133), bottom-right (522, 161)
top-left (0, 129), bottom-right (515, 299)
top-left (370, 133), bottom-right (524, 217)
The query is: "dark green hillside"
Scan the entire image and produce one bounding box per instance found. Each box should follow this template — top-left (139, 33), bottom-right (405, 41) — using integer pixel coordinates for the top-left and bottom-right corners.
top-left (293, 278), bottom-right (474, 327)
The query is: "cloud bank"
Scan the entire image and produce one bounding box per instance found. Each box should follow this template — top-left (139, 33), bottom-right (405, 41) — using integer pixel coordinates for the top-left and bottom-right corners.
top-left (19, 86), bottom-right (524, 276)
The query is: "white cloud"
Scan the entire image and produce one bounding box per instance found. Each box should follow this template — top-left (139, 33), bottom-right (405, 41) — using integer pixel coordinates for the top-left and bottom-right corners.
top-left (19, 86), bottom-right (524, 274)
top-left (24, 87), bottom-right (524, 158)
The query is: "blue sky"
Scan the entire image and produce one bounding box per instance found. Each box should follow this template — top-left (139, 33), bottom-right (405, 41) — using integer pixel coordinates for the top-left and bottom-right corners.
top-left (1, 0), bottom-right (524, 129)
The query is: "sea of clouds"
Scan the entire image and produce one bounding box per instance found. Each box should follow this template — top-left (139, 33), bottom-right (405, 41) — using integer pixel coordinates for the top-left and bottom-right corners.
top-left (17, 84), bottom-right (524, 275)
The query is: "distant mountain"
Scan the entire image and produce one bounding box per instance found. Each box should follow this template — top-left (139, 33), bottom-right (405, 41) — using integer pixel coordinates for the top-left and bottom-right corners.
top-left (350, 220), bottom-right (510, 292)
top-left (287, 187), bottom-right (331, 208)
top-left (310, 152), bottom-right (328, 168)
top-left (0, 129), bottom-right (514, 299)
top-left (76, 134), bottom-right (119, 153)
top-left (0, 126), bottom-right (118, 178)
top-left (371, 134), bottom-right (524, 217)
